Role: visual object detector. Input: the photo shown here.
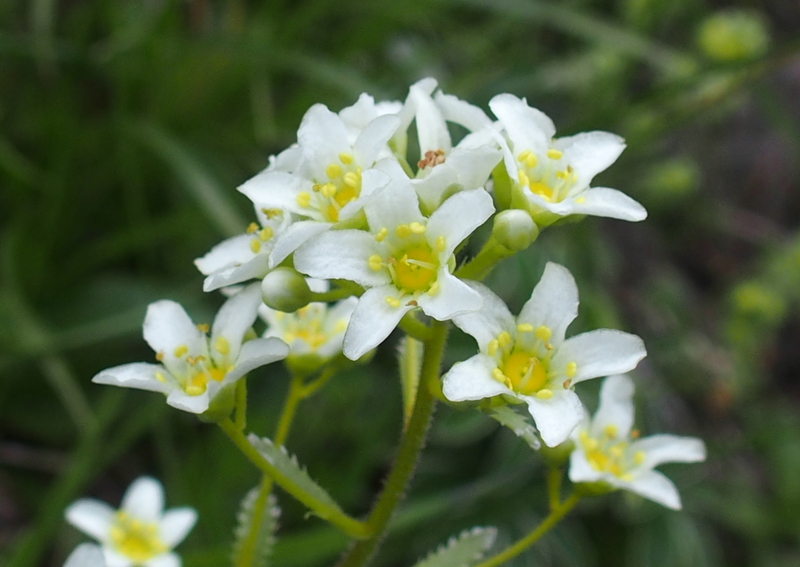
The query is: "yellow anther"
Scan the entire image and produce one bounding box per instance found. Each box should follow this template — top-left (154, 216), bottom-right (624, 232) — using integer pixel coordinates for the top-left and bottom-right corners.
top-left (385, 296), bottom-right (401, 308)
top-left (534, 325), bottom-right (552, 341)
top-left (320, 183), bottom-right (337, 198)
top-left (427, 281), bottom-right (440, 296)
top-left (517, 323), bottom-right (534, 333)
top-left (621, 473), bottom-right (634, 481)
top-left (214, 336), bottom-right (230, 355)
top-left (250, 239), bottom-right (262, 253)
top-left (518, 170), bottom-right (530, 187)
top-left (155, 372), bottom-right (166, 383)
top-left (410, 222), bottom-right (426, 234)
top-left (343, 172), bottom-right (360, 188)
top-left (325, 163), bottom-right (343, 178)
top-left (311, 183), bottom-right (321, 192)
top-left (497, 331), bottom-right (512, 346)
top-left (395, 224), bottom-right (412, 238)
top-left (368, 254), bottom-right (384, 271)
top-left (604, 424), bottom-right (619, 439)
top-left (296, 192), bottom-right (311, 207)
top-left (583, 437), bottom-right (598, 451)
top-left (565, 361), bottom-right (577, 378)
top-left (435, 236), bottom-right (446, 252)
top-left (634, 451), bottom-right (646, 465)
top-left (517, 150), bottom-right (531, 162)
top-left (536, 389), bottom-right (553, 399)
top-left (259, 227), bottom-right (273, 241)
top-left (556, 170), bottom-right (568, 180)
top-left (155, 352), bottom-right (164, 362)
top-left (173, 345), bottom-right (188, 358)
top-left (261, 208), bottom-right (281, 218)
top-left (333, 320), bottom-right (347, 333)
top-left (574, 197), bottom-right (586, 204)
top-left (546, 148), bottom-right (563, 160)
top-left (339, 153), bottom-right (354, 164)
top-left (196, 323), bottom-right (209, 333)
top-left (375, 227), bottom-right (388, 242)
top-left (525, 154), bottom-right (538, 168)
top-left (246, 222), bottom-right (259, 234)
top-left (487, 339), bottom-right (499, 357)
top-left (631, 429), bottom-right (640, 439)
top-left (579, 430), bottom-right (590, 442)
top-left (562, 379), bottom-right (572, 389)
top-left (609, 445), bottom-right (624, 458)
top-left (492, 368), bottom-right (506, 382)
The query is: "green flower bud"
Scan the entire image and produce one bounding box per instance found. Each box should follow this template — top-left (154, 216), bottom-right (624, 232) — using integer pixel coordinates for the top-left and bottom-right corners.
top-left (492, 209), bottom-right (538, 251)
top-left (698, 10), bottom-right (770, 62)
top-left (261, 268), bottom-right (312, 313)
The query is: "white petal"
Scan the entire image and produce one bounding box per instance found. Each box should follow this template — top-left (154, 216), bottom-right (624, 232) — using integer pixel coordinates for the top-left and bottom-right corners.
top-left (269, 220), bottom-right (332, 268)
top-left (293, 230), bottom-right (389, 287)
top-left (224, 337), bottom-right (289, 383)
top-left (426, 188), bottom-right (494, 256)
top-left (364, 173), bottom-right (423, 236)
top-left (159, 508), bottom-right (197, 548)
top-left (443, 145), bottom-right (502, 191)
top-left (238, 171), bottom-right (314, 217)
top-left (103, 549), bottom-right (134, 567)
top-left (551, 330), bottom-right (647, 384)
top-left (194, 234), bottom-right (254, 276)
top-left (489, 94), bottom-right (554, 152)
top-left (417, 272), bottom-right (482, 321)
top-left (630, 435), bottom-right (707, 470)
top-left (435, 91), bottom-right (492, 132)
top-left (201, 254), bottom-right (271, 292)
top-left (524, 389), bottom-right (584, 447)
top-left (211, 283), bottom-right (262, 362)
top-left (143, 301), bottom-right (205, 366)
top-left (556, 131), bottom-right (625, 187)
top-left (518, 262), bottom-right (578, 346)
top-left (298, 104), bottom-right (351, 179)
top-left (342, 286), bottom-right (413, 360)
top-left (166, 390), bottom-right (209, 414)
top-left (411, 85), bottom-right (451, 154)
top-left (144, 553), bottom-right (181, 567)
top-left (396, 78), bottom-right (438, 137)
top-left (567, 447), bottom-right (605, 484)
top-left (267, 144), bottom-right (302, 172)
top-left (121, 477), bottom-right (163, 522)
top-left (590, 375), bottom-right (635, 439)
top-left (452, 282), bottom-right (516, 349)
top-left (569, 187), bottom-right (647, 221)
top-left (442, 354), bottom-right (510, 402)
top-left (65, 499), bottom-right (114, 542)
top-left (92, 363), bottom-right (174, 395)
top-left (63, 544), bottom-right (107, 567)
top-left (353, 114), bottom-right (401, 167)
top-left (622, 470), bottom-right (683, 510)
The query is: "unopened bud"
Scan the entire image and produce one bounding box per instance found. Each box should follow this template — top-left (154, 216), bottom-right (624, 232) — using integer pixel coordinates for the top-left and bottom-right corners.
top-left (492, 209), bottom-right (538, 251)
top-left (261, 268), bottom-right (312, 313)
top-left (698, 10), bottom-right (770, 62)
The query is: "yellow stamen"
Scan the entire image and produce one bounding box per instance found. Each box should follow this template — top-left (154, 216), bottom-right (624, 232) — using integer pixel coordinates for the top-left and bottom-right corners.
top-left (325, 163), bottom-right (342, 179)
top-left (487, 339), bottom-right (499, 357)
top-left (296, 192), bottom-right (311, 207)
top-left (368, 254), bottom-right (383, 271)
top-left (343, 172), bottom-right (360, 188)
top-left (259, 227), bottom-right (273, 241)
top-left (536, 389), bottom-right (553, 399)
top-left (196, 323), bottom-right (209, 333)
top-left (497, 331), bottom-right (512, 346)
top-left (214, 336), bottom-right (230, 355)
top-left (634, 451), bottom-right (646, 464)
top-left (385, 296), bottom-right (401, 308)
top-left (517, 150), bottom-right (531, 162)
top-left (427, 281), bottom-right (440, 296)
top-left (604, 425), bottom-right (618, 438)
top-left (534, 325), bottom-right (552, 341)
top-left (565, 361), bottom-right (577, 378)
top-left (155, 352), bottom-right (164, 362)
top-left (246, 222), bottom-right (259, 234)
top-left (375, 227), bottom-right (388, 242)
top-left (395, 224), bottom-right (412, 238)
top-left (320, 183), bottom-right (337, 198)
top-left (517, 323), bottom-right (534, 333)
top-left (173, 345), bottom-right (188, 358)
top-left (155, 372), bottom-right (166, 383)
top-left (525, 154), bottom-right (538, 168)
top-left (492, 368), bottom-right (506, 382)
top-left (435, 236), bottom-right (446, 252)
top-left (339, 153), bottom-right (353, 164)
top-left (250, 239), bottom-right (262, 253)
top-left (547, 148), bottom-right (563, 160)
top-left (409, 222), bottom-right (426, 234)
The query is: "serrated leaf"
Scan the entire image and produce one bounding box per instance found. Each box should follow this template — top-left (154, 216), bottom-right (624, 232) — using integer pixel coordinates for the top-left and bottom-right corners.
top-left (486, 406), bottom-right (542, 450)
top-left (412, 527), bottom-right (498, 567)
top-left (248, 435), bottom-right (344, 515)
top-left (232, 487), bottom-right (280, 567)
top-left (398, 336), bottom-right (423, 428)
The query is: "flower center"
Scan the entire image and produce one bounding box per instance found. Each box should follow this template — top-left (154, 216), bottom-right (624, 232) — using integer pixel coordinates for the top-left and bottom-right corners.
top-left (501, 351), bottom-right (548, 395)
top-left (390, 244), bottom-right (439, 292)
top-left (417, 148), bottom-right (446, 170)
top-left (109, 511), bottom-right (167, 563)
top-left (579, 428), bottom-right (645, 481)
top-left (516, 149), bottom-right (577, 203)
top-left (280, 305), bottom-right (329, 350)
top-left (159, 342), bottom-right (231, 397)
top-left (296, 153), bottom-right (362, 222)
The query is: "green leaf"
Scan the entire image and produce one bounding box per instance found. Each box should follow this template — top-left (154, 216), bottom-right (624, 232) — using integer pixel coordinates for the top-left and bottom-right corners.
top-left (232, 487), bottom-right (280, 567)
top-left (248, 436), bottom-right (344, 515)
top-left (398, 336), bottom-right (423, 428)
top-left (412, 527), bottom-right (497, 567)
top-left (485, 406), bottom-right (541, 450)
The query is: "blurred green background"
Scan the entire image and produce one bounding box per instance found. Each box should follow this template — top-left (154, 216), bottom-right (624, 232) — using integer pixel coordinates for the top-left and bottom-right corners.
top-left (1, 0), bottom-right (799, 566)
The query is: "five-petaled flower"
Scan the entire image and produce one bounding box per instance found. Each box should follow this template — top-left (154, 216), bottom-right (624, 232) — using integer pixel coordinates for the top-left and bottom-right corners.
top-left (65, 476), bottom-right (196, 567)
top-left (92, 284), bottom-right (289, 414)
top-left (442, 262), bottom-right (647, 447)
top-left (569, 374), bottom-right (707, 509)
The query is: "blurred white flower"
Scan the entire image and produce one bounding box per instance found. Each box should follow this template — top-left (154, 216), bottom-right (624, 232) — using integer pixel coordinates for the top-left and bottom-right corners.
top-left (442, 263), bottom-right (646, 447)
top-left (63, 544), bottom-right (106, 567)
top-left (93, 284), bottom-right (288, 414)
top-left (569, 375), bottom-right (706, 509)
top-left (65, 477), bottom-right (196, 567)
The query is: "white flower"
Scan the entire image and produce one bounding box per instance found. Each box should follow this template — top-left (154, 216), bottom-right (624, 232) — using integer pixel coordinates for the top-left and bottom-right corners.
top-left (93, 284), bottom-right (289, 414)
top-left (294, 162), bottom-right (494, 360)
top-left (65, 477), bottom-right (196, 567)
top-left (194, 209), bottom-right (291, 292)
top-left (569, 375), bottom-right (706, 510)
top-left (395, 78), bottom-right (502, 213)
top-left (441, 263), bottom-right (646, 447)
top-left (64, 544), bottom-right (106, 567)
top-left (489, 94), bottom-right (646, 225)
top-left (260, 279), bottom-right (358, 372)
top-left (238, 102), bottom-right (401, 267)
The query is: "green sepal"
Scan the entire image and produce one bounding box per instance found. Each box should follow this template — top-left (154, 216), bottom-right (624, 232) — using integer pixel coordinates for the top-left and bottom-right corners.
top-left (232, 487), bottom-right (280, 567)
top-left (398, 336), bottom-right (423, 428)
top-left (491, 161), bottom-right (512, 211)
top-left (198, 383), bottom-right (236, 423)
top-left (248, 436), bottom-right (344, 516)
top-left (485, 406), bottom-right (541, 450)
top-left (573, 480), bottom-right (617, 498)
top-left (539, 439), bottom-right (576, 467)
top-left (411, 527), bottom-right (497, 567)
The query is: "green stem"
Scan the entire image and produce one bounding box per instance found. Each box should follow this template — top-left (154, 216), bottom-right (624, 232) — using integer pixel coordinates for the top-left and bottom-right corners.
top-left (454, 238), bottom-right (514, 282)
top-left (474, 493), bottom-right (581, 567)
top-left (218, 418), bottom-right (370, 539)
top-left (310, 287), bottom-right (356, 303)
top-left (546, 467), bottom-right (562, 511)
top-left (398, 312), bottom-right (431, 341)
top-left (300, 366), bottom-right (337, 398)
top-left (235, 379), bottom-right (247, 430)
top-left (336, 321), bottom-right (449, 567)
